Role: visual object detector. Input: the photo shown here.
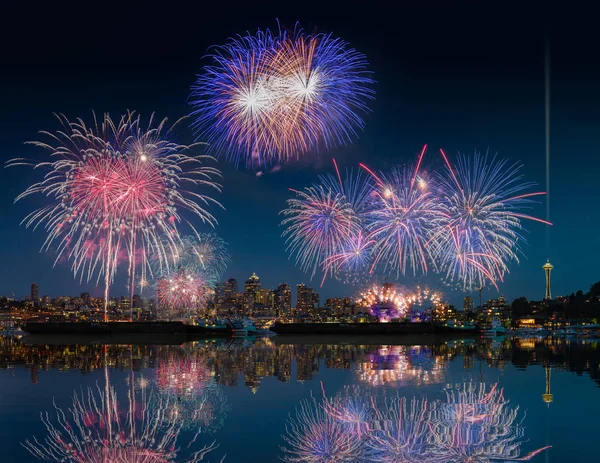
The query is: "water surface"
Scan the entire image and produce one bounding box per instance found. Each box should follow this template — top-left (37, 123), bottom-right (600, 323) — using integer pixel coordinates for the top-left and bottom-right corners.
top-left (0, 335), bottom-right (598, 462)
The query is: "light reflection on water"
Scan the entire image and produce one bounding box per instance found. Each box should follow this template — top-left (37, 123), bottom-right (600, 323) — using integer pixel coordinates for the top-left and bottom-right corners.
top-left (0, 335), bottom-right (599, 462)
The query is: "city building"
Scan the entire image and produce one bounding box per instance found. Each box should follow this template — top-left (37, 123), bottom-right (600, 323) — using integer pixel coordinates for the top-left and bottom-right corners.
top-left (31, 283), bottom-right (39, 307)
top-left (244, 273), bottom-right (261, 313)
top-left (296, 284), bottom-right (311, 314)
top-left (463, 296), bottom-right (474, 311)
top-left (274, 283), bottom-right (292, 317)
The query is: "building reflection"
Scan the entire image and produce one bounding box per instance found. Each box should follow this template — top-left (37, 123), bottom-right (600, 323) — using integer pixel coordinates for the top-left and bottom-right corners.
top-left (1, 336), bottom-right (600, 391)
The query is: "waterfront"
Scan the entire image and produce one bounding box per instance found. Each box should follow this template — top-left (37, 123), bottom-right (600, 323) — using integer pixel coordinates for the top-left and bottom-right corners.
top-left (0, 335), bottom-right (599, 462)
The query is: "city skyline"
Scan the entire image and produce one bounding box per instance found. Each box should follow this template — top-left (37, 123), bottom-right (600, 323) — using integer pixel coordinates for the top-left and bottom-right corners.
top-left (1, 4), bottom-right (599, 307)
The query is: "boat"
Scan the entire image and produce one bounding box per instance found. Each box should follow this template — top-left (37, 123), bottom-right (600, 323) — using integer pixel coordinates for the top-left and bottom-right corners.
top-left (189, 319), bottom-right (232, 335)
top-left (272, 321), bottom-right (480, 336)
top-left (482, 319), bottom-right (507, 337)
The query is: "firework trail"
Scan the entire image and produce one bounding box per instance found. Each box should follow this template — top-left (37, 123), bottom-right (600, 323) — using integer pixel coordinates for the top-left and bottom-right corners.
top-left (366, 397), bottom-right (432, 463)
top-left (190, 24), bottom-right (374, 167)
top-left (8, 112), bottom-right (222, 320)
top-left (431, 151), bottom-right (551, 291)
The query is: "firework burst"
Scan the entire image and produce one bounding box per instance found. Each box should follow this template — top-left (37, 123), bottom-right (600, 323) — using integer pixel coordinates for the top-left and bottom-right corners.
top-left (431, 151), bottom-right (550, 291)
top-left (361, 157), bottom-right (442, 277)
top-left (8, 112), bottom-right (222, 320)
top-left (190, 24), bottom-right (374, 167)
top-left (156, 268), bottom-right (210, 321)
top-left (282, 146), bottom-right (550, 292)
top-left (153, 232), bottom-right (229, 287)
top-left (281, 183), bottom-right (362, 282)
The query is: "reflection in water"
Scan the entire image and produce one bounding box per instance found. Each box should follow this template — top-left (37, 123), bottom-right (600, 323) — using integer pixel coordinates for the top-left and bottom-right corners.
top-left (4, 337), bottom-right (600, 390)
top-left (428, 383), bottom-right (551, 462)
top-left (155, 348), bottom-right (229, 433)
top-left (4, 336), bottom-right (600, 461)
top-left (359, 345), bottom-right (445, 387)
top-left (282, 383), bottom-right (551, 463)
top-left (22, 348), bottom-right (224, 463)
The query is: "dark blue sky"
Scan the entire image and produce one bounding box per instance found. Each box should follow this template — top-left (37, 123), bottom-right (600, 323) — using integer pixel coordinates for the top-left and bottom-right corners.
top-left (1, 2), bottom-right (599, 306)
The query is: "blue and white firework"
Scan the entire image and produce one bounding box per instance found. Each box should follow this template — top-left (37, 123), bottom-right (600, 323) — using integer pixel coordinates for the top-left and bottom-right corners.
top-left (190, 24), bottom-right (374, 167)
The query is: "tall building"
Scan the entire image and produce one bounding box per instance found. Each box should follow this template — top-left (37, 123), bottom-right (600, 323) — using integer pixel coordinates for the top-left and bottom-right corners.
top-left (311, 289), bottom-right (320, 309)
top-left (133, 294), bottom-right (143, 309)
top-left (274, 283), bottom-right (292, 317)
top-left (297, 284), bottom-right (316, 314)
top-left (463, 296), bottom-right (474, 311)
top-left (543, 260), bottom-right (554, 300)
top-left (80, 292), bottom-right (90, 306)
top-left (31, 283), bottom-right (39, 306)
top-left (244, 273), bottom-right (261, 313)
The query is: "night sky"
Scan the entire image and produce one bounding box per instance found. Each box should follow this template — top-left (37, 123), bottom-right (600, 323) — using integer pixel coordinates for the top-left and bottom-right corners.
top-left (1, 2), bottom-right (599, 306)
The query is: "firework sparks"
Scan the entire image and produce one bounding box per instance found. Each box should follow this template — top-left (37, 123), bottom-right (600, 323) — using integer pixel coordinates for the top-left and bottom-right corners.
top-left (362, 161), bottom-right (442, 277)
top-left (357, 283), bottom-right (441, 322)
top-left (153, 233), bottom-right (230, 287)
top-left (282, 147), bottom-right (549, 291)
top-left (431, 151), bottom-right (551, 291)
top-left (190, 25), bottom-right (374, 167)
top-left (156, 268), bottom-right (210, 321)
top-left (8, 112), bottom-right (222, 320)
top-left (281, 183), bottom-right (362, 282)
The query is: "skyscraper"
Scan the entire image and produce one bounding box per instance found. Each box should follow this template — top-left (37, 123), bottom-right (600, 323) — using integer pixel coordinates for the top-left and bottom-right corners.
top-left (463, 296), bottom-right (474, 311)
top-left (274, 283), bottom-right (292, 317)
top-left (31, 283), bottom-right (39, 306)
top-left (297, 283), bottom-right (315, 314)
top-left (244, 273), bottom-right (261, 313)
top-left (543, 260), bottom-right (554, 300)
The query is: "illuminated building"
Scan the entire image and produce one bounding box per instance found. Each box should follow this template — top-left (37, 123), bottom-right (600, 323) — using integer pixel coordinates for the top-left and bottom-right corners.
top-left (274, 283), bottom-right (292, 317)
top-left (463, 296), bottom-right (473, 311)
top-left (296, 284), bottom-right (314, 314)
top-left (31, 283), bottom-right (39, 307)
top-left (543, 260), bottom-right (554, 300)
top-left (244, 273), bottom-right (261, 312)
top-left (133, 294), bottom-right (142, 309)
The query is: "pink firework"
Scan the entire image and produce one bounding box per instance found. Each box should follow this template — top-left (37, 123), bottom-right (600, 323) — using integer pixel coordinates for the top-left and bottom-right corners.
top-left (8, 112), bottom-right (222, 320)
top-left (156, 268), bottom-right (210, 320)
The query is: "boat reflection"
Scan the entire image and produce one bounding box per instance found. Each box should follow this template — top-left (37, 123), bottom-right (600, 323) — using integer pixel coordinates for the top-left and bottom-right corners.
top-left (282, 383), bottom-right (551, 462)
